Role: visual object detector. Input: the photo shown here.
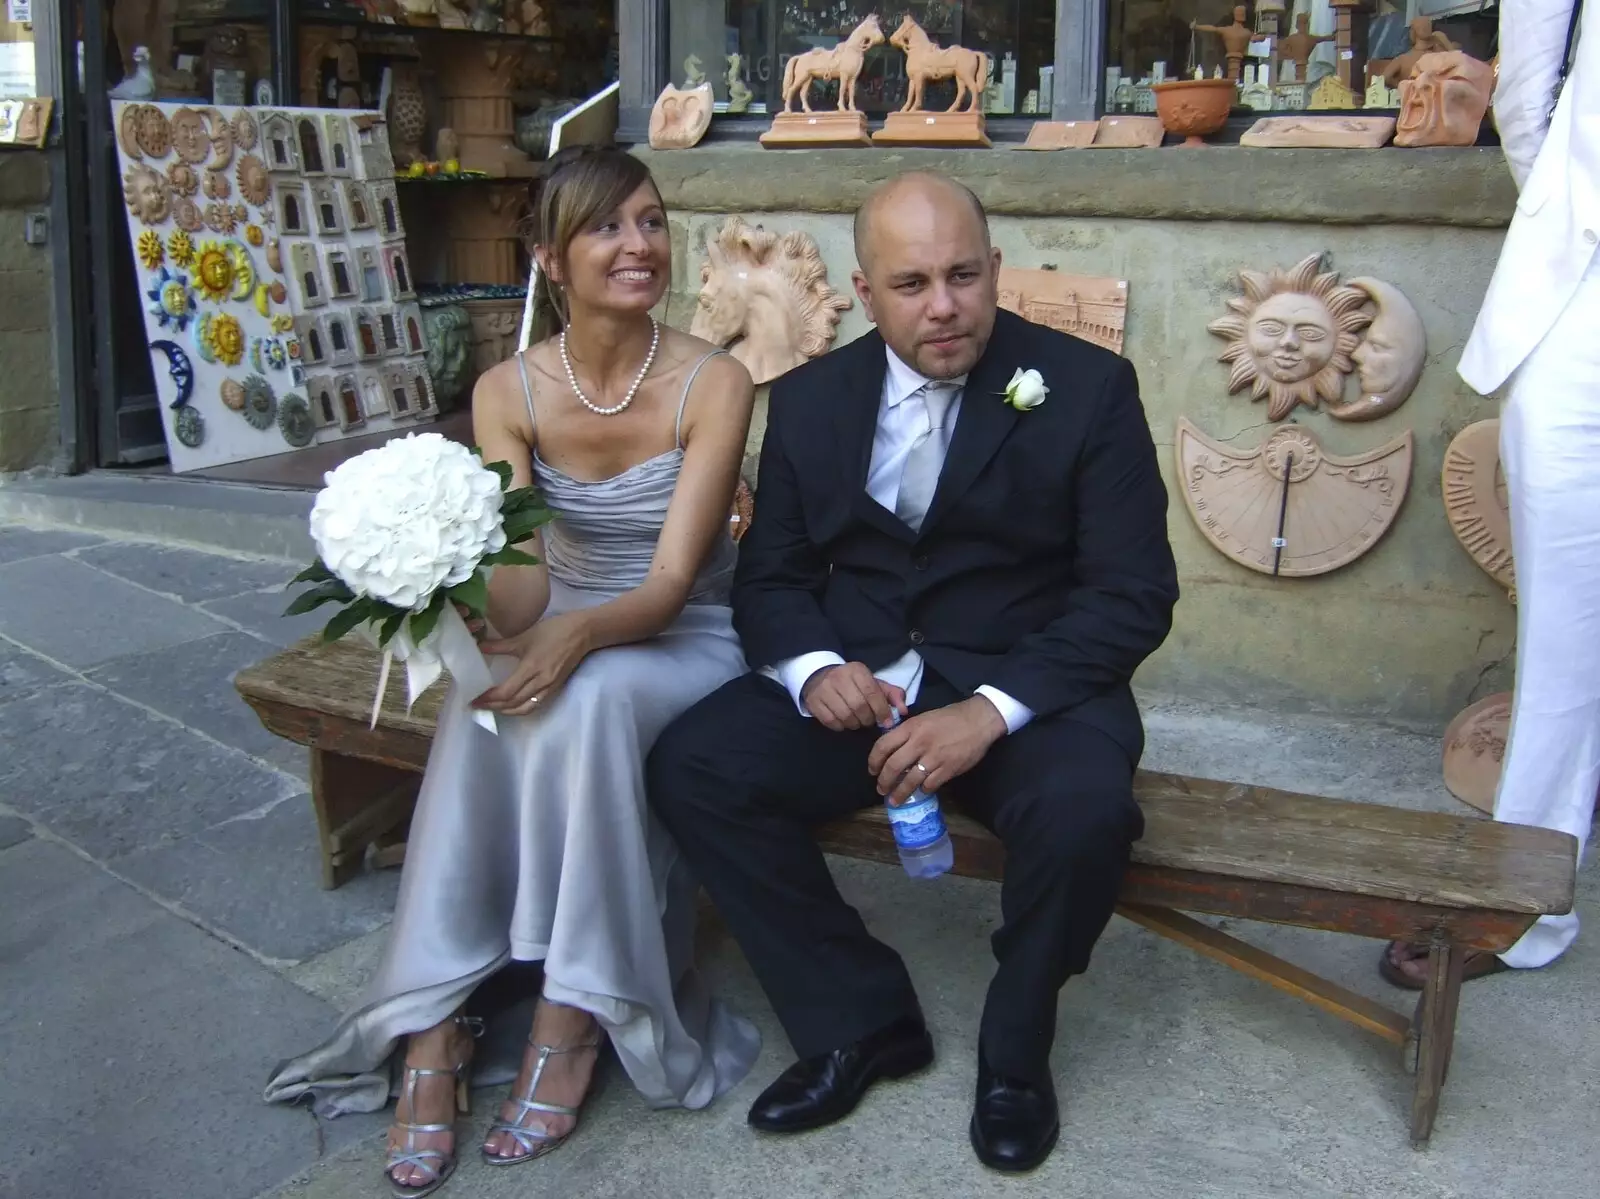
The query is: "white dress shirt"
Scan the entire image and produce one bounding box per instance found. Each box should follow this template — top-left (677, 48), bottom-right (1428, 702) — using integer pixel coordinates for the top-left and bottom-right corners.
top-left (761, 347), bottom-right (1036, 735)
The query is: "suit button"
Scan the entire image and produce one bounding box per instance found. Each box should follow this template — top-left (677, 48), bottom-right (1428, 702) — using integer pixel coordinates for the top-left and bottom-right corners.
top-left (909, 629), bottom-right (925, 645)
top-left (914, 555), bottom-right (929, 570)
top-left (1587, 229), bottom-right (1599, 245)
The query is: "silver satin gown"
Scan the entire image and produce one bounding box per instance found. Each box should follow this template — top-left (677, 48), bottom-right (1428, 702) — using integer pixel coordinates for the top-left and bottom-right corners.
top-left (265, 349), bottom-right (760, 1118)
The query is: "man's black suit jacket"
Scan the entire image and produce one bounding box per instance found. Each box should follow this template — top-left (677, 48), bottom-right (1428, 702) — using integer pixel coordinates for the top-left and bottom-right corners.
top-left (732, 307), bottom-right (1179, 762)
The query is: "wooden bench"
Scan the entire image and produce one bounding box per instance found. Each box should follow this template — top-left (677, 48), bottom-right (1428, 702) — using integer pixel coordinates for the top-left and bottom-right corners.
top-left (235, 634), bottom-right (1577, 1147)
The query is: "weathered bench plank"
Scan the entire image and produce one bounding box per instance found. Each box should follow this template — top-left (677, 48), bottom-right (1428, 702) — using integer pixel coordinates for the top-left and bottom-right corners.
top-left (235, 634), bottom-right (1579, 1147)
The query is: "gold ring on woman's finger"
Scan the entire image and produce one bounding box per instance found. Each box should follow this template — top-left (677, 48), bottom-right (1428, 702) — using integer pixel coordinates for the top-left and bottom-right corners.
top-left (915, 762), bottom-right (928, 773)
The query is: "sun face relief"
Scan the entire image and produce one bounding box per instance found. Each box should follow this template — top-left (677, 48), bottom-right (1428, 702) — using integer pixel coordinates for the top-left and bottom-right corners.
top-left (1208, 253), bottom-right (1371, 421)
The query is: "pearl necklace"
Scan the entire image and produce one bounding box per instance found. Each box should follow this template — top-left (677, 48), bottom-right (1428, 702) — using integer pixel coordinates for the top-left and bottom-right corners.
top-left (560, 318), bottom-right (659, 417)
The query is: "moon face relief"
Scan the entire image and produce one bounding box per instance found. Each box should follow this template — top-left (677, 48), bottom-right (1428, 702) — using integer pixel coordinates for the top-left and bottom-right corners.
top-left (1207, 253), bottom-right (1372, 421)
top-left (1327, 278), bottom-right (1427, 421)
top-left (149, 339), bottom-right (194, 408)
top-left (1175, 417), bottom-right (1414, 577)
top-left (1443, 419), bottom-right (1515, 596)
top-left (202, 108), bottom-right (235, 171)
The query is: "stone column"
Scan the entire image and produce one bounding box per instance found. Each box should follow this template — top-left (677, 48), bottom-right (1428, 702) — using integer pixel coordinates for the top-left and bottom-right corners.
top-left (1052, 0), bottom-right (1105, 121)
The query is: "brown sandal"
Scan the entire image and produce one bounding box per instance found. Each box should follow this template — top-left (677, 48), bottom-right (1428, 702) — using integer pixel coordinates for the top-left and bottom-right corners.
top-left (1378, 940), bottom-right (1511, 990)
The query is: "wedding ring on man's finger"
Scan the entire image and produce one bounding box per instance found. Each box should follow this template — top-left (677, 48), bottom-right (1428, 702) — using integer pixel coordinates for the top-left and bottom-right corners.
top-left (915, 763), bottom-right (928, 773)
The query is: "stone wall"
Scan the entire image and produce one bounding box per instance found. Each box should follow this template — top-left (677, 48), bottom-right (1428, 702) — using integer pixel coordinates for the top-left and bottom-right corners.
top-left (637, 145), bottom-right (1516, 729)
top-left (0, 151), bottom-right (57, 473)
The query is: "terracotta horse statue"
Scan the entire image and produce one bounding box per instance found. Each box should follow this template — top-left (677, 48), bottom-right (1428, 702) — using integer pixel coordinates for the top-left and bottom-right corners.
top-left (890, 15), bottom-right (989, 113)
top-left (781, 14), bottom-right (885, 112)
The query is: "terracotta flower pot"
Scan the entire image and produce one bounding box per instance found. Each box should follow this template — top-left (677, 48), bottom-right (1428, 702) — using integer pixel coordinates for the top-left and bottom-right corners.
top-left (1152, 78), bottom-right (1237, 147)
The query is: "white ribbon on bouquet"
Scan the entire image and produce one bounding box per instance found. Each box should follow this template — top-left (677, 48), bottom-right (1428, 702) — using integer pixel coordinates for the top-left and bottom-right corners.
top-left (364, 604), bottom-right (498, 735)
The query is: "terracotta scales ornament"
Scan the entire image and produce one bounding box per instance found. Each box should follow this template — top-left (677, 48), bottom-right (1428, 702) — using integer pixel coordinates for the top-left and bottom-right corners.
top-left (689, 216), bottom-right (851, 385)
top-left (649, 82), bottom-right (714, 149)
top-left (1175, 418), bottom-right (1413, 577)
top-left (760, 14), bottom-right (884, 148)
top-left (872, 16), bottom-right (991, 148)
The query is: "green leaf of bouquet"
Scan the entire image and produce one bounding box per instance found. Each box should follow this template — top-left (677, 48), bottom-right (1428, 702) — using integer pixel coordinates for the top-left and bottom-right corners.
top-left (485, 459), bottom-right (514, 488)
top-left (378, 608), bottom-right (408, 647)
top-left (323, 598), bottom-right (375, 643)
top-left (482, 545), bottom-right (541, 568)
top-left (409, 591), bottom-right (447, 645)
top-left (447, 570), bottom-right (490, 615)
top-left (283, 580), bottom-right (354, 616)
top-left (289, 559), bottom-right (335, 586)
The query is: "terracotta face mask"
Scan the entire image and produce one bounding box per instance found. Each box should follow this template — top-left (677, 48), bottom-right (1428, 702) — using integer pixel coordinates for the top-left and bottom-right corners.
top-left (1396, 52), bottom-right (1493, 147)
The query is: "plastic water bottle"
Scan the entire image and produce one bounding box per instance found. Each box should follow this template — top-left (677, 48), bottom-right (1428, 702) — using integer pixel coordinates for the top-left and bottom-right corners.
top-left (882, 712), bottom-right (954, 879)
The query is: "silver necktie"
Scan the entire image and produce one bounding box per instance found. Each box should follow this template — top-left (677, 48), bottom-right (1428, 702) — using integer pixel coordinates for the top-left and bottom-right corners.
top-left (894, 382), bottom-right (959, 533)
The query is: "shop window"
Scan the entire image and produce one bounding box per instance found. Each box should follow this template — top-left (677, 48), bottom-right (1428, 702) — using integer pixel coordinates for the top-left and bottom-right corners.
top-left (667, 1), bottom-right (1059, 120)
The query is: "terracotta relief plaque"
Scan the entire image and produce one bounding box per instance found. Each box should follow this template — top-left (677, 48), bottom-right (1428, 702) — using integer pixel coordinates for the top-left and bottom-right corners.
top-left (1441, 691), bottom-right (1510, 814)
top-left (690, 216), bottom-right (851, 384)
top-left (1442, 419), bottom-right (1515, 597)
top-left (1207, 253), bottom-right (1371, 421)
top-left (1090, 116), bottom-right (1165, 148)
top-left (1016, 120), bottom-right (1100, 150)
top-left (997, 268), bottom-right (1127, 356)
top-left (1239, 116), bottom-right (1396, 148)
top-left (1176, 418), bottom-right (1413, 577)
top-left (649, 83), bottom-right (714, 150)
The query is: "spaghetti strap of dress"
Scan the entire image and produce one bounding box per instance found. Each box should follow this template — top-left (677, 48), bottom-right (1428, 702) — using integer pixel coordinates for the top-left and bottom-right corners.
top-left (675, 349), bottom-right (728, 449)
top-left (515, 351), bottom-right (538, 431)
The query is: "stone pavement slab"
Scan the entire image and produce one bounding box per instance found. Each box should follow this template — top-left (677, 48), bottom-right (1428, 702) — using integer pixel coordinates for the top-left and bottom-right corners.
top-left (0, 682), bottom-right (296, 862)
top-left (0, 812), bottom-right (31, 849)
top-left (0, 837), bottom-right (388, 1199)
top-left (0, 554), bottom-right (227, 669)
top-left (0, 524), bottom-right (103, 564)
top-left (0, 637), bottom-right (72, 701)
top-left (117, 793), bottom-right (400, 964)
top-left (202, 586), bottom-right (332, 649)
top-left (75, 540), bottom-right (296, 603)
top-left (267, 855), bottom-right (1600, 1199)
top-left (87, 631), bottom-right (310, 776)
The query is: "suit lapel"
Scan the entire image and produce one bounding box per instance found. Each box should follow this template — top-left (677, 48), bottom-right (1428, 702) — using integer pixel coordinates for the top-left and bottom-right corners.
top-left (919, 318), bottom-right (1020, 535)
top-left (834, 331), bottom-right (913, 542)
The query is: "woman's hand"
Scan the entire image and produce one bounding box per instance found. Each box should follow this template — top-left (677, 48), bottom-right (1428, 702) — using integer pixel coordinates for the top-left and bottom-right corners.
top-left (455, 602), bottom-right (487, 641)
top-left (472, 611), bottom-right (592, 716)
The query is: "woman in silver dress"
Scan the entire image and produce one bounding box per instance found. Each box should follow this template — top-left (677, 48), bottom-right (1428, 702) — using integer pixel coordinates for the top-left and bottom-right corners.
top-left (265, 146), bottom-right (760, 1196)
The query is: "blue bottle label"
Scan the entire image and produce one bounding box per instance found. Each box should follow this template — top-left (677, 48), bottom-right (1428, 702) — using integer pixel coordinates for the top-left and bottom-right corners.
top-left (886, 794), bottom-right (946, 850)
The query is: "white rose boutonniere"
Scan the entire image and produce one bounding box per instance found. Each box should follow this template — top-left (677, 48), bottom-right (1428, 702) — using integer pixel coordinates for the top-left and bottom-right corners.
top-left (1003, 367), bottom-right (1049, 411)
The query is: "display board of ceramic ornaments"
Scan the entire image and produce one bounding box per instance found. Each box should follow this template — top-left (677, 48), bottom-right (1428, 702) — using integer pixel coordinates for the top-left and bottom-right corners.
top-left (111, 101), bottom-right (437, 473)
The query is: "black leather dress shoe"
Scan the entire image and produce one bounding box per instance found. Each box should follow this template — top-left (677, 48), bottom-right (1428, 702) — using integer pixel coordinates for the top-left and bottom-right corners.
top-left (969, 1057), bottom-right (1060, 1173)
top-left (747, 1015), bottom-right (934, 1133)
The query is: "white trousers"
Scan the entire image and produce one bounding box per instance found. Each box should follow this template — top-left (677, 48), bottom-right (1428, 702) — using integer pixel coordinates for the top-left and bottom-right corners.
top-left (1495, 265), bottom-right (1600, 968)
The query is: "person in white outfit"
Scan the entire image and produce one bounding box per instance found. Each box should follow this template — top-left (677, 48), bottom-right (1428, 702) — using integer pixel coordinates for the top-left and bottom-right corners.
top-left (1383, 1), bottom-right (1597, 988)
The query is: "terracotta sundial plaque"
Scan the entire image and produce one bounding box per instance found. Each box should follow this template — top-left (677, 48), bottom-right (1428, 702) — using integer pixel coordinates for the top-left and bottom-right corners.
top-left (997, 267), bottom-right (1127, 356)
top-left (1441, 692), bottom-right (1510, 814)
top-left (1239, 116), bottom-right (1396, 148)
top-left (1442, 419), bottom-right (1515, 597)
top-left (1175, 418), bottom-right (1413, 577)
top-left (1090, 116), bottom-right (1165, 148)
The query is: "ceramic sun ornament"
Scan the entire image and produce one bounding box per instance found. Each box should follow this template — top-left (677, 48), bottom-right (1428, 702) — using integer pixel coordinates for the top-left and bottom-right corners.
top-left (237, 153), bottom-right (270, 206)
top-left (123, 162), bottom-right (171, 225)
top-left (233, 109), bottom-right (257, 150)
top-left (1207, 253), bottom-right (1371, 421)
top-left (136, 229), bottom-right (165, 270)
top-left (147, 267), bottom-right (197, 332)
top-left (199, 311), bottom-right (246, 366)
top-left (173, 198), bottom-right (204, 233)
top-left (241, 373), bottom-right (277, 428)
top-left (193, 240), bottom-right (235, 303)
top-left (173, 405), bottom-right (206, 448)
top-left (204, 169), bottom-right (232, 201)
top-left (204, 202), bottom-right (238, 234)
top-left (167, 161), bottom-right (200, 198)
top-left (134, 104), bottom-right (171, 158)
top-left (167, 230), bottom-right (194, 266)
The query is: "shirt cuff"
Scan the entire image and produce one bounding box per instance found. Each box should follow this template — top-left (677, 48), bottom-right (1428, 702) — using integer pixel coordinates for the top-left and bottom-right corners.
top-left (768, 651), bottom-right (849, 717)
top-left (974, 685), bottom-right (1035, 735)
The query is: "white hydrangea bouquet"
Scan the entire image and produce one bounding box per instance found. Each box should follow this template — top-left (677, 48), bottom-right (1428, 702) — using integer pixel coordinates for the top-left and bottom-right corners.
top-left (284, 432), bottom-right (552, 734)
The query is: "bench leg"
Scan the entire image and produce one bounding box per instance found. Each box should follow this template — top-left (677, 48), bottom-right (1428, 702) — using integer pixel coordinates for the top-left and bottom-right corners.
top-left (1408, 938), bottom-right (1466, 1148)
top-left (308, 749), bottom-right (421, 890)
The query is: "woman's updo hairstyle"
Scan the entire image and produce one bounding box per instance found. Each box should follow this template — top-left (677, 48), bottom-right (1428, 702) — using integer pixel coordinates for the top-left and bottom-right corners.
top-left (519, 144), bottom-right (657, 342)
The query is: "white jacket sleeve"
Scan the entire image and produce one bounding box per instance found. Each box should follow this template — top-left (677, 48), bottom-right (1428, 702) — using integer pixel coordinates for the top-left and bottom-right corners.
top-left (1494, 0), bottom-right (1578, 190)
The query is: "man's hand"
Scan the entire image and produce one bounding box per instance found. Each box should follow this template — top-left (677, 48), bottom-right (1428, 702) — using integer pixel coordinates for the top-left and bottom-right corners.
top-left (868, 696), bottom-right (1007, 804)
top-left (801, 662), bottom-right (908, 732)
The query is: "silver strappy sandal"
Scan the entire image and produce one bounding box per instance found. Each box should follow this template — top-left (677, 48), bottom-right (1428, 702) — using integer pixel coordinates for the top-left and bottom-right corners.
top-left (481, 1034), bottom-right (603, 1168)
top-left (385, 1017), bottom-right (480, 1198)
